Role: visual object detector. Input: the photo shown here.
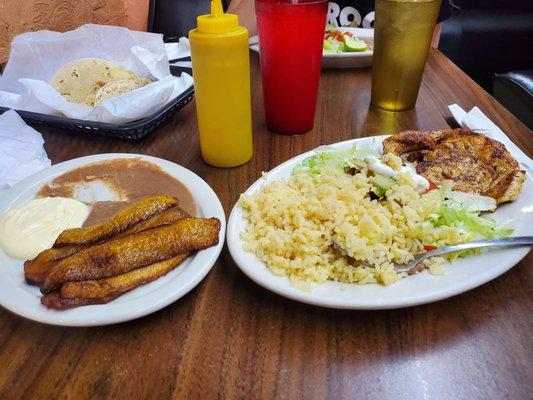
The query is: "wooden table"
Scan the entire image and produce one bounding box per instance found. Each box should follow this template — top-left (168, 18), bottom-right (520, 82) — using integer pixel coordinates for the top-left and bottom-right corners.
top-left (1, 50), bottom-right (532, 400)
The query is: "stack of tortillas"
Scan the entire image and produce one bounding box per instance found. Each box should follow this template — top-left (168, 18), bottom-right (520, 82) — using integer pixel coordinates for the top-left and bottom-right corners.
top-left (49, 58), bottom-right (152, 106)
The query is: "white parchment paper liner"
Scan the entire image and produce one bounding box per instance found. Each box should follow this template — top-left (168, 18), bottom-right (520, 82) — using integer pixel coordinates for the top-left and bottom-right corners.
top-left (0, 24), bottom-right (193, 124)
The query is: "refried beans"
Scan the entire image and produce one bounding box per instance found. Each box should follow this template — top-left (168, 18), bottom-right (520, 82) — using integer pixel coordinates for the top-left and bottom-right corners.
top-left (37, 158), bottom-right (197, 225)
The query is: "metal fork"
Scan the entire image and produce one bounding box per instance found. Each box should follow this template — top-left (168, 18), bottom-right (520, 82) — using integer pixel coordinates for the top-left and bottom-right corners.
top-left (333, 236), bottom-right (533, 274)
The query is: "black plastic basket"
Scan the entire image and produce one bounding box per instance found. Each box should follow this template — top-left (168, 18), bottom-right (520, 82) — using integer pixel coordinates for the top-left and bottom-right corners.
top-left (0, 65), bottom-right (194, 142)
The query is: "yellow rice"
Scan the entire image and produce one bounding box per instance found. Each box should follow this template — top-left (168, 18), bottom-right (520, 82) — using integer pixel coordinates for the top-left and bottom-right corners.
top-left (240, 164), bottom-right (469, 287)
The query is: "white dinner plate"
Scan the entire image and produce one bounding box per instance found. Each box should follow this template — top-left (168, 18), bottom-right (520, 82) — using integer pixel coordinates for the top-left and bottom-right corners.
top-left (0, 154), bottom-right (226, 326)
top-left (249, 28), bottom-right (374, 69)
top-left (227, 136), bottom-right (533, 310)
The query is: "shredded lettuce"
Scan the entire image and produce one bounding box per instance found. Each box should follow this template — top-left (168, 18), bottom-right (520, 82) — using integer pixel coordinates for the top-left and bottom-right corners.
top-left (429, 203), bottom-right (513, 239)
top-left (371, 175), bottom-right (396, 198)
top-left (292, 146), bottom-right (379, 178)
top-left (433, 186), bottom-right (512, 239)
top-left (440, 185), bottom-right (453, 200)
top-left (323, 38), bottom-right (344, 53)
top-left (292, 150), bottom-right (346, 177)
top-left (427, 202), bottom-right (513, 258)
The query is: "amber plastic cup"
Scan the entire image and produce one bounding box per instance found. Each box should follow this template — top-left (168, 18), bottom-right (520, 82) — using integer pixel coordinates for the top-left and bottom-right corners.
top-left (371, 0), bottom-right (442, 111)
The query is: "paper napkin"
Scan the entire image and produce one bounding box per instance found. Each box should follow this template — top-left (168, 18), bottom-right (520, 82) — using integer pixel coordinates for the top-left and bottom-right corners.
top-left (448, 104), bottom-right (533, 170)
top-left (165, 37), bottom-right (192, 68)
top-left (0, 110), bottom-right (50, 193)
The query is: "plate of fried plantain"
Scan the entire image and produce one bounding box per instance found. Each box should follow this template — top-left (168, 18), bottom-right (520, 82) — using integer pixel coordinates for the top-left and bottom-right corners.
top-left (0, 154), bottom-right (225, 326)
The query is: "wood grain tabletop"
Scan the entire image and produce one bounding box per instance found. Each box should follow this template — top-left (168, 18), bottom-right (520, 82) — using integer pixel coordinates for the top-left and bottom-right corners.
top-left (0, 49), bottom-right (532, 400)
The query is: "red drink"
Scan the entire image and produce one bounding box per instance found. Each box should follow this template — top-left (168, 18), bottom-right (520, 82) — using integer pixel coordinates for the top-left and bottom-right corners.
top-left (255, 0), bottom-right (328, 134)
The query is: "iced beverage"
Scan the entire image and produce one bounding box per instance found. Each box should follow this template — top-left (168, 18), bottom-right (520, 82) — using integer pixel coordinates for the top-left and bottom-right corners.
top-left (255, 0), bottom-right (328, 134)
top-left (371, 0), bottom-right (442, 111)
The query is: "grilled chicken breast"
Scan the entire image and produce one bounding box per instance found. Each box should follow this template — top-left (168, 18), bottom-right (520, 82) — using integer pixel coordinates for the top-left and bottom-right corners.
top-left (382, 129), bottom-right (525, 204)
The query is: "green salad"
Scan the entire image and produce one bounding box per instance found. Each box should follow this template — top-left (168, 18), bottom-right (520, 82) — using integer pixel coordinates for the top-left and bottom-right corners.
top-left (323, 27), bottom-right (368, 54)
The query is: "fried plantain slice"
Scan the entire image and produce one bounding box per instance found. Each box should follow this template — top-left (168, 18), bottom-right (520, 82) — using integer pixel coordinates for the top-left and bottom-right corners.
top-left (115, 206), bottom-right (189, 237)
top-left (24, 246), bottom-right (83, 285)
top-left (54, 195), bottom-right (179, 247)
top-left (41, 254), bottom-right (190, 310)
top-left (60, 253), bottom-right (190, 300)
top-left (41, 292), bottom-right (108, 310)
top-left (42, 217), bottom-right (221, 293)
top-left (24, 207), bottom-right (190, 286)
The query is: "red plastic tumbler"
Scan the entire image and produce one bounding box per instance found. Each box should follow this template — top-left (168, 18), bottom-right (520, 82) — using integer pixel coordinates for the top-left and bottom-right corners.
top-left (255, 0), bottom-right (328, 134)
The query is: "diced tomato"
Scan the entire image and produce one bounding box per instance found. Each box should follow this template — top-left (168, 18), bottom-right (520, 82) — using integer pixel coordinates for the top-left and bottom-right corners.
top-left (422, 179), bottom-right (437, 194)
top-left (424, 245), bottom-right (437, 251)
top-left (325, 29), bottom-right (353, 43)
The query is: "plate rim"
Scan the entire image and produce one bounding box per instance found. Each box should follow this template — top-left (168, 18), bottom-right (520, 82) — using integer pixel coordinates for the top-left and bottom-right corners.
top-left (226, 136), bottom-right (531, 310)
top-left (0, 153), bottom-right (226, 326)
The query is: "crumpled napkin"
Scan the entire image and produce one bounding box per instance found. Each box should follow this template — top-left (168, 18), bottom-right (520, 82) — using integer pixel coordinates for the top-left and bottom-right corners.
top-left (0, 24), bottom-right (193, 124)
top-left (165, 37), bottom-right (192, 68)
top-left (448, 104), bottom-right (533, 171)
top-left (0, 110), bottom-right (50, 193)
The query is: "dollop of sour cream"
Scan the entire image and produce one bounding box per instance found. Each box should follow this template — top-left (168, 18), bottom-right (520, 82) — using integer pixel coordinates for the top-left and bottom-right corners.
top-left (0, 197), bottom-right (89, 260)
top-left (364, 156), bottom-right (430, 193)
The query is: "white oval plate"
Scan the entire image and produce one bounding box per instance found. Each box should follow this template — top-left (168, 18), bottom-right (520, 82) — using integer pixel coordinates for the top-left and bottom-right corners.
top-left (249, 28), bottom-right (374, 69)
top-left (0, 154), bottom-right (226, 326)
top-left (227, 137), bottom-right (533, 310)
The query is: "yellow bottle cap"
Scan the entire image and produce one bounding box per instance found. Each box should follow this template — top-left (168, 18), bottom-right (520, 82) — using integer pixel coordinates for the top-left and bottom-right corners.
top-left (197, 0), bottom-right (239, 34)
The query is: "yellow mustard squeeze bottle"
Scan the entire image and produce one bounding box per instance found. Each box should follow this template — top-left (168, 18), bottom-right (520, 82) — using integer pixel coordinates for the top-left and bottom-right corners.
top-left (189, 0), bottom-right (253, 168)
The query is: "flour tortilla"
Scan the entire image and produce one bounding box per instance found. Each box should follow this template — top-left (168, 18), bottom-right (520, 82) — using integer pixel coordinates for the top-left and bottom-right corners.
top-left (49, 58), bottom-right (152, 106)
top-left (94, 79), bottom-right (141, 105)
